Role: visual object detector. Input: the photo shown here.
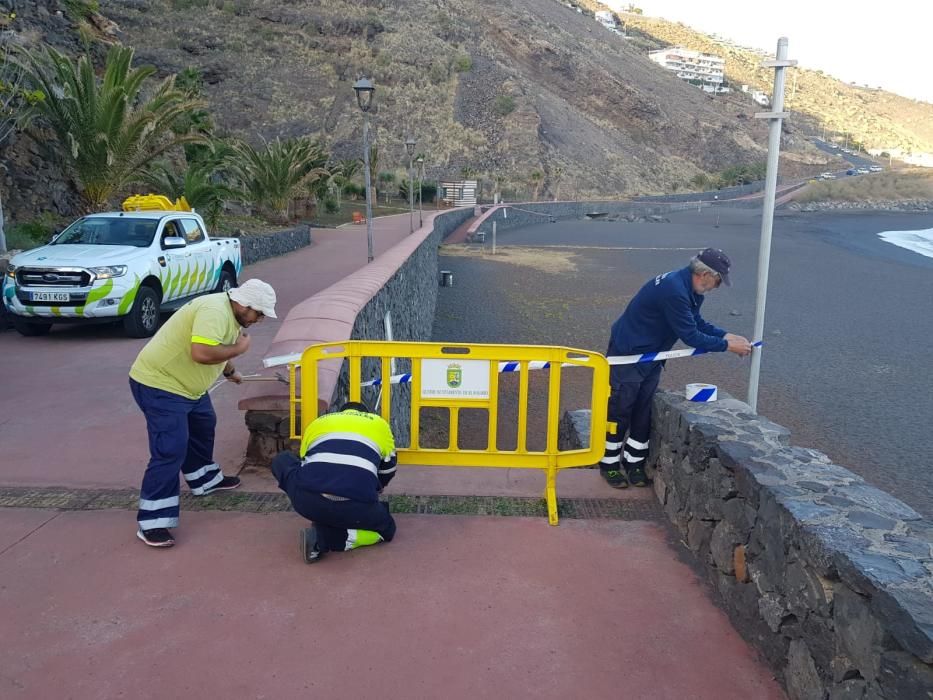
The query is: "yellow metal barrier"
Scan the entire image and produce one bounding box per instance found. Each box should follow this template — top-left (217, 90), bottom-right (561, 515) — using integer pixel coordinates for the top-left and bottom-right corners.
top-left (289, 341), bottom-right (609, 525)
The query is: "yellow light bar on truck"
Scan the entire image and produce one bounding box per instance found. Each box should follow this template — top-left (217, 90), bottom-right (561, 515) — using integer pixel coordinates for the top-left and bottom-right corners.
top-left (122, 194), bottom-right (192, 212)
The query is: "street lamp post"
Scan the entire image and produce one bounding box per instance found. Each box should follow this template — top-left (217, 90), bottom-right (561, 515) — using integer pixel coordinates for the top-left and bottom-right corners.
top-left (354, 77), bottom-right (376, 263)
top-left (405, 136), bottom-right (416, 233)
top-left (416, 155), bottom-right (424, 228)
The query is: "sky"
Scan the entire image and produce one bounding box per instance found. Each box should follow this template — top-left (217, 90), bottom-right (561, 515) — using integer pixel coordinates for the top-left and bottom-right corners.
top-left (603, 0), bottom-right (933, 104)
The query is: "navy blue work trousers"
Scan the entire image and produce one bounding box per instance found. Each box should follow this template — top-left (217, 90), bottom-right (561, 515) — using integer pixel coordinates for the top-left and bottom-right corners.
top-left (271, 452), bottom-right (396, 552)
top-left (130, 378), bottom-right (225, 531)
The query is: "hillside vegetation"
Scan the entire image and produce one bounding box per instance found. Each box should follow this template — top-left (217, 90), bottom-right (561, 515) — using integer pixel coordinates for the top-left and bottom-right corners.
top-left (796, 169), bottom-right (933, 203)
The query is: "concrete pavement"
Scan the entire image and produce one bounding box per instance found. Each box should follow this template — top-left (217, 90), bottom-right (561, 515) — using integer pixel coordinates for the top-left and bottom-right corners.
top-left (0, 212), bottom-right (785, 699)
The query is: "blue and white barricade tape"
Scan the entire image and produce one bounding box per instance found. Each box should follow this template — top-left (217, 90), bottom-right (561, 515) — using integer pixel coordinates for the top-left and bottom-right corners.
top-left (686, 383), bottom-right (718, 402)
top-left (359, 341), bottom-right (763, 388)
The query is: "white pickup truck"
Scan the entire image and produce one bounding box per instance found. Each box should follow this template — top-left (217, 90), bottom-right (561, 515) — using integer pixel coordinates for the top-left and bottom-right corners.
top-left (3, 196), bottom-right (242, 337)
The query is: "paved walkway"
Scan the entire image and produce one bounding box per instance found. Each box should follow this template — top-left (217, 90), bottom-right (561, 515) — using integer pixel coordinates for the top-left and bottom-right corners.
top-left (0, 212), bottom-right (785, 699)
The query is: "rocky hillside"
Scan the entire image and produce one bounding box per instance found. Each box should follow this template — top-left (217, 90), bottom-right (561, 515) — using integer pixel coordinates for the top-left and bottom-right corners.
top-left (611, 9), bottom-right (933, 155)
top-left (3, 0), bottom-right (836, 225)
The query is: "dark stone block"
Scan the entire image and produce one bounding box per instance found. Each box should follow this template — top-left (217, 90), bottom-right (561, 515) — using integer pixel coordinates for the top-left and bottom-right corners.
top-left (877, 650), bottom-right (933, 700)
top-left (710, 520), bottom-right (741, 574)
top-left (686, 517), bottom-right (714, 555)
top-left (828, 679), bottom-right (868, 700)
top-left (245, 410), bottom-right (288, 433)
top-left (798, 524), bottom-right (873, 577)
top-left (802, 612), bottom-right (836, 672)
top-left (782, 498), bottom-right (838, 525)
top-left (836, 550), bottom-right (916, 595)
top-left (883, 533), bottom-right (933, 559)
top-left (798, 480), bottom-right (830, 494)
top-left (837, 482), bottom-right (921, 522)
top-left (870, 586), bottom-right (933, 663)
top-left (835, 586), bottom-right (884, 683)
top-left (722, 497), bottom-right (757, 534)
top-left (785, 561), bottom-right (834, 618)
top-left (786, 639), bottom-right (825, 700)
top-left (846, 510), bottom-right (898, 531)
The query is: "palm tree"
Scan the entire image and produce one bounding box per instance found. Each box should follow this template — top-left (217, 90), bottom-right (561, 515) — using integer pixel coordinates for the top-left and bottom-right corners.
top-left (378, 171), bottom-right (395, 205)
top-left (335, 157), bottom-right (361, 206)
top-left (0, 35), bottom-right (43, 252)
top-left (18, 45), bottom-right (207, 211)
top-left (230, 136), bottom-right (330, 222)
top-left (552, 166), bottom-right (564, 201)
top-left (529, 169), bottom-right (543, 201)
top-left (141, 162), bottom-right (237, 231)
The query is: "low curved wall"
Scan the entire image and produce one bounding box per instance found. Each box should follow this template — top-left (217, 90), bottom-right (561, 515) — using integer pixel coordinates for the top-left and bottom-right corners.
top-left (560, 391), bottom-right (932, 700)
top-left (222, 227), bottom-right (313, 266)
top-left (240, 208), bottom-right (473, 463)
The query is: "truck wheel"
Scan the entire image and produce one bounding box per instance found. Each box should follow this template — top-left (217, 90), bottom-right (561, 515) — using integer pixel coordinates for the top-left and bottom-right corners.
top-left (12, 316), bottom-right (52, 337)
top-left (216, 268), bottom-right (237, 293)
top-left (123, 286), bottom-right (161, 338)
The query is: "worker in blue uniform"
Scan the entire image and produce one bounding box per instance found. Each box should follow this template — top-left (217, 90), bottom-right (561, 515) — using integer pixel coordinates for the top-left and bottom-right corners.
top-left (271, 402), bottom-right (398, 563)
top-left (600, 248), bottom-right (753, 489)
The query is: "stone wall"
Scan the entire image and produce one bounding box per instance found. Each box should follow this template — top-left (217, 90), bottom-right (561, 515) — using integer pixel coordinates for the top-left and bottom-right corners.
top-left (240, 207), bottom-right (473, 461)
top-left (229, 227), bottom-right (313, 266)
top-left (329, 208), bottom-right (473, 443)
top-left (560, 392), bottom-right (933, 700)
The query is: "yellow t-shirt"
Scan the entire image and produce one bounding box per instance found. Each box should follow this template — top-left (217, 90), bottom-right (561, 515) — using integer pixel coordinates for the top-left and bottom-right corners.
top-left (129, 293), bottom-right (240, 400)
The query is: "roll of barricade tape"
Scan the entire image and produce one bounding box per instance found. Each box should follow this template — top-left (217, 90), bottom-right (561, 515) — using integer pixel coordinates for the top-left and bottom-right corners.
top-left (686, 383), bottom-right (717, 402)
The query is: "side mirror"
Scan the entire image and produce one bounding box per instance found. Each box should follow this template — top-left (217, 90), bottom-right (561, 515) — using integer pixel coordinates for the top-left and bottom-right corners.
top-left (49, 231), bottom-right (62, 243)
top-left (163, 236), bottom-right (187, 250)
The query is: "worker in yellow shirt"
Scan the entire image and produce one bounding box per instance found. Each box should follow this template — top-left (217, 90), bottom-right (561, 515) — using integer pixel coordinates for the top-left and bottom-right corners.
top-left (128, 279), bottom-right (277, 548)
top-left (271, 402), bottom-right (398, 564)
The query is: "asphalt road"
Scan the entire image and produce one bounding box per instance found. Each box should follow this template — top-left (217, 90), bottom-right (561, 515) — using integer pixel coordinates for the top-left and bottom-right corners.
top-left (811, 137), bottom-right (879, 171)
top-left (432, 207), bottom-right (933, 516)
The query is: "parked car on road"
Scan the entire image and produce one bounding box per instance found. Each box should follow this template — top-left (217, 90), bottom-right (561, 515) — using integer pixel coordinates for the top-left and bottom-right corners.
top-left (2, 195), bottom-right (242, 338)
top-left (869, 165), bottom-right (883, 172)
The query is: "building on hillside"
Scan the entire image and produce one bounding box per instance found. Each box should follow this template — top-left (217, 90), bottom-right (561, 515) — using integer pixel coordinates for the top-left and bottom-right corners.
top-left (595, 10), bottom-right (616, 27)
top-left (440, 180), bottom-right (478, 206)
top-left (648, 46), bottom-right (729, 93)
top-left (741, 85), bottom-right (770, 106)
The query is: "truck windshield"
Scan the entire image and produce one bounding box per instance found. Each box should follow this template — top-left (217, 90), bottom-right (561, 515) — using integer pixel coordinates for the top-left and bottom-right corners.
top-left (52, 217), bottom-right (158, 248)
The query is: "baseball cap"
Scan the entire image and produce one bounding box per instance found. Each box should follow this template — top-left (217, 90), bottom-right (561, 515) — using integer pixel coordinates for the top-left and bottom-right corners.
top-left (228, 278), bottom-right (278, 318)
top-left (697, 248), bottom-right (732, 287)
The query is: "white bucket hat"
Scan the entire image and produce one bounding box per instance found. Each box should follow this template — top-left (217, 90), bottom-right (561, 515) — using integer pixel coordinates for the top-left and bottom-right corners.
top-left (228, 279), bottom-right (277, 318)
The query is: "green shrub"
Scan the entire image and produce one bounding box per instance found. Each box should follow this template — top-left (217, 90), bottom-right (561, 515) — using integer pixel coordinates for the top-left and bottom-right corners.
top-left (63, 0), bottom-right (99, 19)
top-left (493, 95), bottom-right (515, 116)
top-left (6, 215), bottom-right (63, 250)
top-left (342, 182), bottom-right (364, 198)
top-left (453, 54), bottom-right (472, 73)
top-left (323, 196), bottom-right (339, 214)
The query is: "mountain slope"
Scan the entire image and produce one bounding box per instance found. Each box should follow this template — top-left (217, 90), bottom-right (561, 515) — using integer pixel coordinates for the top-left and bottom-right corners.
top-left (104, 0), bottom-right (827, 198)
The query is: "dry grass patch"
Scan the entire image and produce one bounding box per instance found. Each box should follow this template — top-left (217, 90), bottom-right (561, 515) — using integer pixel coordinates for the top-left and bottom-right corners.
top-left (439, 244), bottom-right (578, 274)
top-left (796, 169), bottom-right (933, 203)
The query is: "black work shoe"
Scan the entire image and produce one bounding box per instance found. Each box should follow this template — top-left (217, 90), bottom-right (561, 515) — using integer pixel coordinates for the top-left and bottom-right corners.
top-left (600, 468), bottom-right (629, 489)
top-left (299, 527), bottom-right (324, 564)
top-left (137, 528), bottom-right (175, 548)
top-left (627, 466), bottom-right (649, 487)
top-left (199, 475), bottom-right (240, 496)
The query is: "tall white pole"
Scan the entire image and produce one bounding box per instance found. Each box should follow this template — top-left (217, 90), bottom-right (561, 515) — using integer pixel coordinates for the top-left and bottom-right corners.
top-left (362, 116), bottom-right (374, 263)
top-left (748, 37), bottom-right (796, 412)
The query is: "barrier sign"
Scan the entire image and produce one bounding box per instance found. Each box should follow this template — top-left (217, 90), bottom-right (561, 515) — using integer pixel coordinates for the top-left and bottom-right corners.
top-left (421, 359), bottom-right (490, 400)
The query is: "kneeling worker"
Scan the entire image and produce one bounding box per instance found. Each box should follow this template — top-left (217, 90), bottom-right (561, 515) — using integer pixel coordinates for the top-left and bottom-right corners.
top-left (271, 402), bottom-right (398, 563)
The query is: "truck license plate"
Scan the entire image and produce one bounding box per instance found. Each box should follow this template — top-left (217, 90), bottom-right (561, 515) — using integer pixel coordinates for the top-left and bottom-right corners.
top-left (31, 291), bottom-right (70, 302)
